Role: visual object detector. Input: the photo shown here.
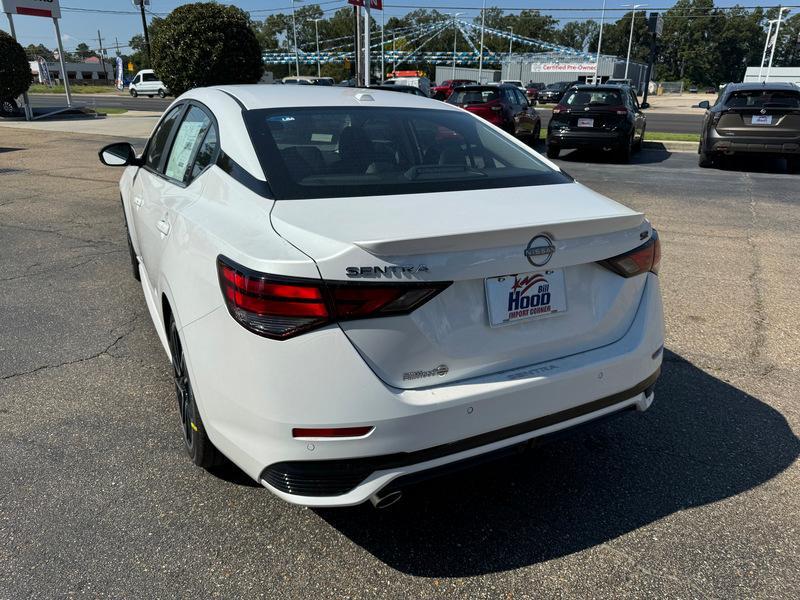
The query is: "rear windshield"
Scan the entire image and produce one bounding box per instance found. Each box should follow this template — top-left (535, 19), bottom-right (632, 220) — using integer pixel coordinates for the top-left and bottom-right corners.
top-left (448, 88), bottom-right (499, 105)
top-left (244, 107), bottom-right (570, 200)
top-left (725, 90), bottom-right (800, 109)
top-left (563, 88), bottom-right (623, 107)
top-left (546, 82), bottom-right (568, 90)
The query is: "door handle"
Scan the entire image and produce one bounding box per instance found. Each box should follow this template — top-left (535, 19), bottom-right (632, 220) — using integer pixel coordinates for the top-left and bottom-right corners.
top-left (133, 196), bottom-right (143, 207)
top-left (156, 219), bottom-right (171, 236)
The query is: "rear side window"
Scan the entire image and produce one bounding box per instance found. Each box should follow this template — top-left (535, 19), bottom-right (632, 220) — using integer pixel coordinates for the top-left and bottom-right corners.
top-left (145, 106), bottom-right (182, 171)
top-left (725, 90), bottom-right (800, 109)
top-left (448, 89), bottom-right (499, 104)
top-left (244, 106), bottom-right (570, 200)
top-left (142, 73), bottom-right (158, 82)
top-left (191, 126), bottom-right (218, 180)
top-left (563, 89), bottom-right (623, 107)
top-left (164, 106), bottom-right (213, 183)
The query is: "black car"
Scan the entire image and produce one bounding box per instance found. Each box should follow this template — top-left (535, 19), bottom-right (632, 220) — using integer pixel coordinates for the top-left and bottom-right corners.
top-left (546, 84), bottom-right (648, 162)
top-left (696, 82), bottom-right (800, 172)
top-left (538, 81), bottom-right (580, 104)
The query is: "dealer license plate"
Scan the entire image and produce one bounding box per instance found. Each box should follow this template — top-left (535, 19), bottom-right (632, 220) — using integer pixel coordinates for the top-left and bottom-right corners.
top-left (751, 115), bottom-right (773, 125)
top-left (578, 118), bottom-right (594, 128)
top-left (485, 270), bottom-right (567, 327)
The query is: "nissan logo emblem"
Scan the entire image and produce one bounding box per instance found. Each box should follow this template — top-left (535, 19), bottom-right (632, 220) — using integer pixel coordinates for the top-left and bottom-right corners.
top-left (524, 234), bottom-right (556, 267)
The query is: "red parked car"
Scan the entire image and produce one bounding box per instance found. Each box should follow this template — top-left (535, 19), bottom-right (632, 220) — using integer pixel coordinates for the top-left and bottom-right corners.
top-left (432, 79), bottom-right (476, 101)
top-left (447, 84), bottom-right (541, 143)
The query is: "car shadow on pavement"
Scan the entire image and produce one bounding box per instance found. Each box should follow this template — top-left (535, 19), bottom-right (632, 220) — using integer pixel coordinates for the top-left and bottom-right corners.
top-left (715, 155), bottom-right (796, 175)
top-left (316, 349), bottom-right (799, 577)
top-left (557, 148), bottom-right (672, 165)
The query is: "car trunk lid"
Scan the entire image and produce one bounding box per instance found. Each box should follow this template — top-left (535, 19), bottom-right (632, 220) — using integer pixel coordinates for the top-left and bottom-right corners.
top-left (270, 183), bottom-right (649, 389)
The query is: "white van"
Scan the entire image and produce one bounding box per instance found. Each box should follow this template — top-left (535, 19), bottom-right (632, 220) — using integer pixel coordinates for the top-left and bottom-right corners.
top-left (129, 69), bottom-right (168, 98)
top-left (383, 76), bottom-right (431, 97)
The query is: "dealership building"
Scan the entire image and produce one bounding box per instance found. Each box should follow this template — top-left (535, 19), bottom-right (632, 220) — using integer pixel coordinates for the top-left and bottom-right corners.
top-left (436, 53), bottom-right (650, 93)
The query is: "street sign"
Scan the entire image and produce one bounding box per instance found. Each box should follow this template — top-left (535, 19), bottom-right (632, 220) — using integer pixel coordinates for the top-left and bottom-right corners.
top-left (347, 0), bottom-right (382, 10)
top-left (0, 0), bottom-right (61, 18)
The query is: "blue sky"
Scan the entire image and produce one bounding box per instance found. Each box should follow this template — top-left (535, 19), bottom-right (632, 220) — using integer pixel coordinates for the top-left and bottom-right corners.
top-left (1, 1), bottom-right (778, 54)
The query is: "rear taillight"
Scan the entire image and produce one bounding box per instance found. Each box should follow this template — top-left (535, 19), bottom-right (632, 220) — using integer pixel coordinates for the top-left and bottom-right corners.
top-left (615, 108), bottom-right (628, 115)
top-left (292, 426), bottom-right (374, 439)
top-left (552, 104), bottom-right (567, 114)
top-left (598, 230), bottom-right (661, 277)
top-left (218, 256), bottom-right (451, 340)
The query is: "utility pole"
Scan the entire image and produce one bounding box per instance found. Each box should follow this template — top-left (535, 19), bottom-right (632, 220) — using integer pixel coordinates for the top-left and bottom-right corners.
top-left (291, 0), bottom-right (301, 77)
top-left (313, 18), bottom-right (322, 78)
top-left (97, 30), bottom-right (110, 86)
top-left (594, 0), bottom-right (607, 84)
top-left (478, 0), bottom-right (486, 82)
top-left (355, 6), bottom-right (362, 85)
top-left (451, 13), bottom-right (463, 80)
top-left (759, 20), bottom-right (776, 80)
top-left (364, 0), bottom-right (371, 86)
top-left (642, 12), bottom-right (660, 105)
top-left (766, 7), bottom-right (790, 81)
top-left (136, 0), bottom-right (150, 65)
top-left (622, 4), bottom-right (646, 81)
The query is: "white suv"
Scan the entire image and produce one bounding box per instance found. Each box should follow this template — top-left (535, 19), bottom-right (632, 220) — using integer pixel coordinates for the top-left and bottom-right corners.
top-left (129, 69), bottom-right (168, 98)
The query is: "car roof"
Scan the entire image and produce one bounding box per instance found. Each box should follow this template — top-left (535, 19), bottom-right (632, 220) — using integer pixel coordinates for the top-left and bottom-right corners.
top-left (183, 84), bottom-right (452, 112)
top-left (724, 81), bottom-right (799, 92)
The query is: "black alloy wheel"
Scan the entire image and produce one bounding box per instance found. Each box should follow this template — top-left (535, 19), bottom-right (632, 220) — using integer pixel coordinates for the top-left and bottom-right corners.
top-left (167, 317), bottom-right (223, 468)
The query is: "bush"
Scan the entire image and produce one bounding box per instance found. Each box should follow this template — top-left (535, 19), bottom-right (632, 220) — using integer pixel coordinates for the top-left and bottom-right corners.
top-left (0, 31), bottom-right (33, 100)
top-left (151, 2), bottom-right (263, 96)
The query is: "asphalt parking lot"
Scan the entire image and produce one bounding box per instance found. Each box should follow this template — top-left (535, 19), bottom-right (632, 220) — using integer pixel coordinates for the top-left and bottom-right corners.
top-left (1, 128), bottom-right (798, 598)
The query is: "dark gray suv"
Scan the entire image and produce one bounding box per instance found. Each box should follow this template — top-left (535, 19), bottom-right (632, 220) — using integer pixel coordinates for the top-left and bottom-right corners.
top-left (696, 82), bottom-right (800, 172)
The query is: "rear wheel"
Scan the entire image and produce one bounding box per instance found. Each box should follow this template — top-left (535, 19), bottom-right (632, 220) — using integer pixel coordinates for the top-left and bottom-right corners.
top-left (530, 123), bottom-right (541, 146)
top-left (130, 88), bottom-right (138, 98)
top-left (546, 144), bottom-right (559, 159)
top-left (698, 150), bottom-right (715, 168)
top-left (633, 126), bottom-right (645, 152)
top-left (167, 317), bottom-right (224, 469)
top-left (617, 133), bottom-right (633, 163)
top-left (157, 89), bottom-right (166, 98)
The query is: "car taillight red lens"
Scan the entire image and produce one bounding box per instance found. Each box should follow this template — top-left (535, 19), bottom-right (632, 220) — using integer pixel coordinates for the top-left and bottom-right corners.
top-left (552, 104), bottom-right (567, 114)
top-left (218, 256), bottom-right (451, 340)
top-left (598, 230), bottom-right (661, 277)
top-left (292, 426), bottom-right (374, 439)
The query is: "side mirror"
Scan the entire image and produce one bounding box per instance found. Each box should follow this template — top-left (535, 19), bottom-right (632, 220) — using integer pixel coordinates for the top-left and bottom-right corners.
top-left (694, 100), bottom-right (710, 109)
top-left (640, 101), bottom-right (650, 109)
top-left (98, 142), bottom-right (138, 167)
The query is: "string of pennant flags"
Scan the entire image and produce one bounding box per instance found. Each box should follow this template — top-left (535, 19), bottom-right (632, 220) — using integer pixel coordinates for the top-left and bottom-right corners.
top-left (264, 17), bottom-right (598, 66)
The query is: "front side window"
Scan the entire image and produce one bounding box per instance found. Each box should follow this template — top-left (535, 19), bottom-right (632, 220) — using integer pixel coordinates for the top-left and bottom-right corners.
top-left (244, 107), bottom-right (569, 200)
top-left (145, 106), bottom-right (183, 171)
top-left (164, 106), bottom-right (213, 183)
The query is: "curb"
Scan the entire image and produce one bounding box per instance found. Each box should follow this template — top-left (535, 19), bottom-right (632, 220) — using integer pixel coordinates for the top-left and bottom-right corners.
top-left (643, 140), bottom-right (697, 153)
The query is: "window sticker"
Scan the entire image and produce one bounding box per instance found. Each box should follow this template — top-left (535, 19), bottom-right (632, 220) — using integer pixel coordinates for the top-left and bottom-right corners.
top-left (165, 121), bottom-right (205, 181)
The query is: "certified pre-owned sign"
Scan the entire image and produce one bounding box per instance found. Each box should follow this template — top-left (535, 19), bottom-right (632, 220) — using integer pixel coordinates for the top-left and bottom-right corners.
top-left (0, 0), bottom-right (61, 18)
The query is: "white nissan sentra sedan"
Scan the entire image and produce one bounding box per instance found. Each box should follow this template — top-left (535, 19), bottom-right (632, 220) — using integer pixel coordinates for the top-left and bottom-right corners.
top-left (99, 85), bottom-right (664, 508)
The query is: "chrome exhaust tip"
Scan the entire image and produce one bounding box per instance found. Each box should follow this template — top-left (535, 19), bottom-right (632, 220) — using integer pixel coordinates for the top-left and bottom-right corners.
top-left (369, 489), bottom-right (402, 509)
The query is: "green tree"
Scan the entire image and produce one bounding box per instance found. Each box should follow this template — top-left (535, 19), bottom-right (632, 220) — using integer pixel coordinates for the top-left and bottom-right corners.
top-left (24, 43), bottom-right (55, 61)
top-left (151, 2), bottom-right (263, 96)
top-left (74, 42), bottom-right (98, 61)
top-left (556, 20), bottom-right (600, 52)
top-left (0, 31), bottom-right (33, 100)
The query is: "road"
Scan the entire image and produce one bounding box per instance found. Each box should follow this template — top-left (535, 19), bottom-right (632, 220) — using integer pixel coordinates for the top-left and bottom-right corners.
top-left (1, 127), bottom-right (798, 598)
top-left (28, 93), bottom-right (705, 134)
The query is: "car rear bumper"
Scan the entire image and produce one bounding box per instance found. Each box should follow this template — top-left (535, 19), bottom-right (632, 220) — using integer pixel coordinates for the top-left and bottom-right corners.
top-left (548, 129), bottom-right (628, 150)
top-left (181, 273), bottom-right (664, 507)
top-left (707, 131), bottom-right (800, 155)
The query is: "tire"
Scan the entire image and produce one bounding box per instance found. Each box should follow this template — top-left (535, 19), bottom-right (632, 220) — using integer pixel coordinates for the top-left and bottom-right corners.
top-left (130, 88), bottom-right (138, 98)
top-left (546, 144), bottom-right (560, 159)
top-left (531, 123), bottom-right (541, 146)
top-left (157, 89), bottom-right (166, 98)
top-left (617, 133), bottom-right (633, 163)
top-left (633, 126), bottom-right (645, 152)
top-left (125, 225), bottom-right (140, 281)
top-left (167, 317), bottom-right (224, 469)
top-left (0, 97), bottom-right (18, 117)
top-left (698, 150), bottom-right (715, 168)
top-left (786, 156), bottom-right (800, 174)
